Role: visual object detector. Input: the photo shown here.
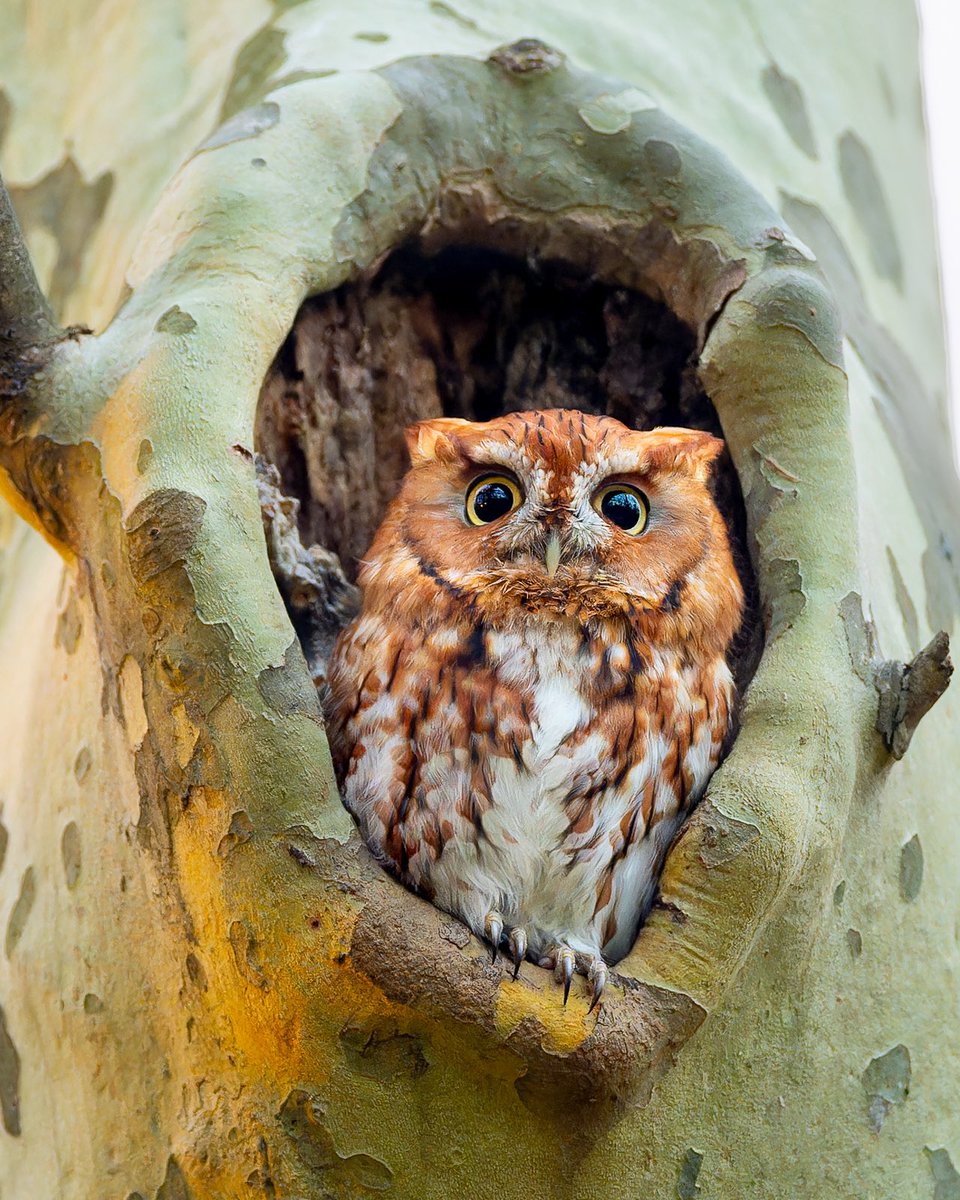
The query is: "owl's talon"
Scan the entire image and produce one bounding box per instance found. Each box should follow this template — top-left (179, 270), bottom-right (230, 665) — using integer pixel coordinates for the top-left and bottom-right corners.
top-left (556, 946), bottom-right (575, 1005)
top-left (587, 958), bottom-right (607, 1013)
top-left (508, 927), bottom-right (527, 979)
top-left (484, 911), bottom-right (503, 962)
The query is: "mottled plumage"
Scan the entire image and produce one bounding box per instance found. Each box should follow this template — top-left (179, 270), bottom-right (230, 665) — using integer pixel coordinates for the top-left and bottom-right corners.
top-left (326, 409), bottom-right (743, 1005)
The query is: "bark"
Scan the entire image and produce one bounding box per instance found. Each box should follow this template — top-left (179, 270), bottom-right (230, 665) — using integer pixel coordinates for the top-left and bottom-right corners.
top-left (0, 3), bottom-right (957, 1198)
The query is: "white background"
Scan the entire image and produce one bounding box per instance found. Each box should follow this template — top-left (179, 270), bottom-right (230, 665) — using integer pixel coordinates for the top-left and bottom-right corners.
top-left (919, 0), bottom-right (960, 466)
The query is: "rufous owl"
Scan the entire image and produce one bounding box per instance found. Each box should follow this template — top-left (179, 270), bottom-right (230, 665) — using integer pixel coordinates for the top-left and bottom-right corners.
top-left (325, 409), bottom-right (744, 1008)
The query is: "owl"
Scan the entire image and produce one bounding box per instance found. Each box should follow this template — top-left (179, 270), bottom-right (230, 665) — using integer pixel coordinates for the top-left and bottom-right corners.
top-left (325, 409), bottom-right (744, 1009)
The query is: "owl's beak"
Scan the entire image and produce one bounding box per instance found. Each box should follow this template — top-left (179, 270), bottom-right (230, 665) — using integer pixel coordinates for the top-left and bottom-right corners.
top-left (544, 532), bottom-right (562, 579)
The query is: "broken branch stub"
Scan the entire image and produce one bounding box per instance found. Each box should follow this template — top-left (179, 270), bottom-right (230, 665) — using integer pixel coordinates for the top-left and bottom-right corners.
top-left (876, 632), bottom-right (953, 759)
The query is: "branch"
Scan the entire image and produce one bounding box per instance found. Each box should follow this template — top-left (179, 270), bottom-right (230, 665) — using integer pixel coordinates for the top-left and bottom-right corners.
top-left (0, 170), bottom-right (59, 358)
top-left (876, 632), bottom-right (954, 759)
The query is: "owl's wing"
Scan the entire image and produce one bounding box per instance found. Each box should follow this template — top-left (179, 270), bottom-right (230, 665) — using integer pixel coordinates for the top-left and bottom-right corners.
top-left (326, 614), bottom-right (453, 886)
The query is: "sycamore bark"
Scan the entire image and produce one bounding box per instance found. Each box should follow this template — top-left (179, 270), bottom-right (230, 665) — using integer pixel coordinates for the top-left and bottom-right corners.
top-left (0, 3), bottom-right (958, 1198)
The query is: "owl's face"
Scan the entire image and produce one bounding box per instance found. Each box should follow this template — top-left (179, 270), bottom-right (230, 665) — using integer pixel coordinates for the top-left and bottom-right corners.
top-left (365, 409), bottom-right (743, 654)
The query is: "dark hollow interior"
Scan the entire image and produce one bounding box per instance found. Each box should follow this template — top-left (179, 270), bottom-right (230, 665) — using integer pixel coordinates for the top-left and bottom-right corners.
top-left (255, 245), bottom-right (762, 693)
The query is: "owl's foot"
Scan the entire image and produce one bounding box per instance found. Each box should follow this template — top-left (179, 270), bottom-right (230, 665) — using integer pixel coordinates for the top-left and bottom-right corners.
top-left (540, 945), bottom-right (608, 1010)
top-left (587, 955), bottom-right (607, 1013)
top-left (482, 917), bottom-right (607, 1008)
top-left (483, 910), bottom-right (503, 963)
top-left (556, 946), bottom-right (576, 1004)
top-left (483, 910), bottom-right (529, 980)
top-left (508, 927), bottom-right (527, 980)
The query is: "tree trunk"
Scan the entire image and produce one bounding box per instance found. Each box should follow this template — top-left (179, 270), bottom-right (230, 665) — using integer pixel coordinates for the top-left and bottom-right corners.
top-left (1, 3), bottom-right (957, 1198)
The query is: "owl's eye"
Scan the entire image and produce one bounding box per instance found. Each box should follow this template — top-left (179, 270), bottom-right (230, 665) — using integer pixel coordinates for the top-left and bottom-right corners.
top-left (593, 483), bottom-right (649, 535)
top-left (465, 474), bottom-right (523, 525)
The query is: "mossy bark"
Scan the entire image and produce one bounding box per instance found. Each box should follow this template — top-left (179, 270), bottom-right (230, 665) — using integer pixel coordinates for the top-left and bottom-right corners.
top-left (0, 3), bottom-right (957, 1198)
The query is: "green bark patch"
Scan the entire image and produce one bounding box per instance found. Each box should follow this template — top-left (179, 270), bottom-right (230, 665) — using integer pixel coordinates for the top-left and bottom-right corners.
top-left (217, 810), bottom-right (255, 858)
top-left (257, 639), bottom-right (324, 721)
top-left (862, 1043), bottom-right (911, 1133)
top-left (898, 834), bottom-right (924, 902)
top-left (4, 866), bottom-right (35, 958)
top-left (55, 589), bottom-right (82, 653)
top-left (125, 490), bottom-right (207, 586)
top-left (155, 1157), bottom-right (194, 1200)
top-left (283, 823), bottom-right (338, 868)
top-left (0, 1002), bottom-right (20, 1136)
top-left (763, 558), bottom-right (805, 639)
top-left (199, 101), bottom-right (281, 153)
top-left (185, 952), bottom-right (208, 991)
top-left (761, 64), bottom-right (817, 159)
top-left (837, 130), bottom-right (903, 290)
top-left (278, 1089), bottom-right (394, 1191)
top-left (926, 1148), bottom-right (960, 1200)
top-left (229, 919), bottom-right (269, 988)
top-left (220, 27), bottom-right (288, 122)
top-left (677, 1148), bottom-right (704, 1198)
top-left (753, 272), bottom-right (842, 367)
top-left (155, 306), bottom-right (197, 335)
top-left (339, 1019), bottom-right (430, 1082)
top-left (61, 821), bottom-right (81, 889)
top-left (840, 591), bottom-right (881, 686)
top-left (886, 546), bottom-right (920, 649)
top-left (73, 745), bottom-right (92, 782)
top-left (8, 156), bottom-right (113, 318)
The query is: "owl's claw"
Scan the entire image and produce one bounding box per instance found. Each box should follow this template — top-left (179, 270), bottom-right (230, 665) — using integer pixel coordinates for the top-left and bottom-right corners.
top-left (508, 927), bottom-right (527, 979)
top-left (484, 911), bottom-right (503, 962)
top-left (556, 946), bottom-right (576, 1005)
top-left (587, 957), bottom-right (607, 1013)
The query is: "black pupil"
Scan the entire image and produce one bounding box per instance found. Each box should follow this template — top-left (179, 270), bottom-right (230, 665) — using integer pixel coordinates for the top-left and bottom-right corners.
top-left (473, 482), bottom-right (515, 522)
top-left (601, 490), bottom-right (642, 530)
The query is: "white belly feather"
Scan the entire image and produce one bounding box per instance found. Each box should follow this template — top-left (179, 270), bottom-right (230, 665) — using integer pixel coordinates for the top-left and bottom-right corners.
top-left (424, 625), bottom-right (697, 963)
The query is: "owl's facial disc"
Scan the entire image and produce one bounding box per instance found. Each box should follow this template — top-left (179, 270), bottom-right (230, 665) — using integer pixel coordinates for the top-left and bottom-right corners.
top-left (385, 410), bottom-right (735, 637)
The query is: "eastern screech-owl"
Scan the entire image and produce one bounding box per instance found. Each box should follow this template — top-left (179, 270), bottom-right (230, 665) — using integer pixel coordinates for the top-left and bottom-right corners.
top-left (326, 409), bottom-right (744, 1008)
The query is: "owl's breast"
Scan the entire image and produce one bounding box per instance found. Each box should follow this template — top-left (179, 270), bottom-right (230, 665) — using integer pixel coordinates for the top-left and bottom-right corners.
top-left (419, 623), bottom-right (689, 956)
top-left (329, 611), bottom-right (733, 962)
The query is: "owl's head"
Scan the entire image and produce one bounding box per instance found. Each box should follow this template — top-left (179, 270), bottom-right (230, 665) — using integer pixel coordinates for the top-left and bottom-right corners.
top-left (365, 409), bottom-right (743, 654)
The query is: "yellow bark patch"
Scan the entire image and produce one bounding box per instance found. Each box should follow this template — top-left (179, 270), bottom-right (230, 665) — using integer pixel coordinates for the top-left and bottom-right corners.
top-left (494, 977), bottom-right (596, 1053)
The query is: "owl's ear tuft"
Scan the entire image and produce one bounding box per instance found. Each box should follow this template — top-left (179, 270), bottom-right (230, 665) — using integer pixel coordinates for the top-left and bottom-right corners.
top-left (642, 427), bottom-right (726, 482)
top-left (405, 418), bottom-right (474, 467)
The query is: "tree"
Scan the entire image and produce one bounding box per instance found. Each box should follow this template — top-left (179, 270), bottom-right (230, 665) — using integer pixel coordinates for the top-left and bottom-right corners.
top-left (1, 2), bottom-right (957, 1197)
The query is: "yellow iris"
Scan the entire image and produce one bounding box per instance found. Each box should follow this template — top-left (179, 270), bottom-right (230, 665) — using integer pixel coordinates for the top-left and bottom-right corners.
top-left (465, 474), bottom-right (524, 525)
top-left (592, 483), bottom-right (648, 535)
